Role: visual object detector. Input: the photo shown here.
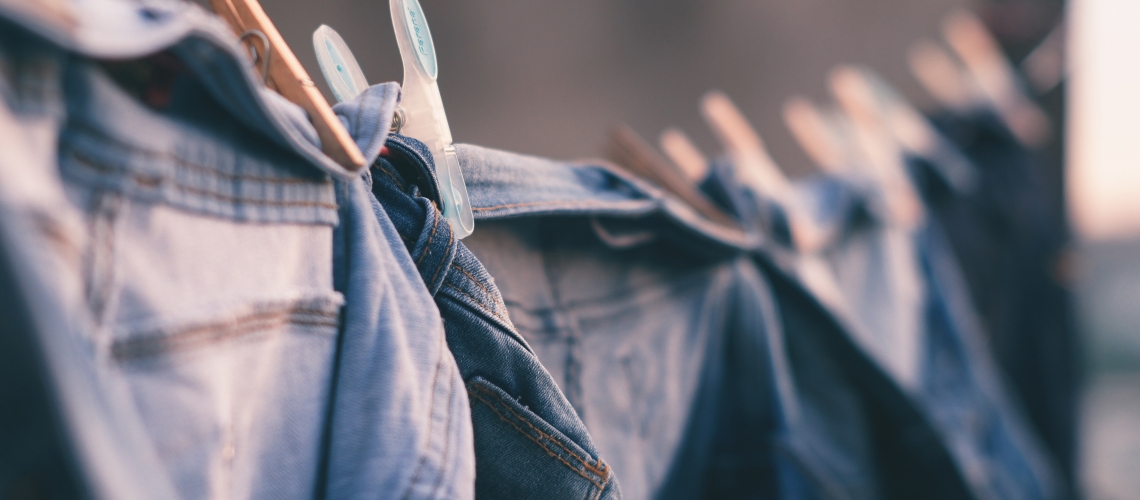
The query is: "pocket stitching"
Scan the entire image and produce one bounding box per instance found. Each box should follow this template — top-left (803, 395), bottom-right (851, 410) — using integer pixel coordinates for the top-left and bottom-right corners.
top-left (112, 305), bottom-right (339, 361)
top-left (467, 382), bottom-right (611, 492)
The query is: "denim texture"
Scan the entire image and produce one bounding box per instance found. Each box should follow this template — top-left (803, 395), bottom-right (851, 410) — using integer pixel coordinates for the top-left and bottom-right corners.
top-left (366, 134), bottom-right (620, 500)
top-left (926, 111), bottom-right (1079, 495)
top-left (0, 1), bottom-right (476, 497)
top-left (0, 24), bottom-right (179, 500)
top-left (454, 144), bottom-right (784, 498)
top-left (756, 170), bottom-right (1057, 498)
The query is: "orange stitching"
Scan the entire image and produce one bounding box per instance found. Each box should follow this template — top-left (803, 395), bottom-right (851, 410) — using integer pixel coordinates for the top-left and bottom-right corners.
top-left (469, 389), bottom-right (607, 491)
top-left (112, 307), bottom-right (339, 360)
top-left (468, 383), bottom-right (609, 479)
top-left (450, 264), bottom-right (490, 297)
top-left (69, 153), bottom-right (340, 210)
top-left (68, 123), bottom-right (331, 186)
top-left (425, 227), bottom-right (452, 289)
top-left (375, 165), bottom-right (407, 190)
top-left (416, 213), bottom-right (440, 266)
top-left (443, 283), bottom-right (508, 324)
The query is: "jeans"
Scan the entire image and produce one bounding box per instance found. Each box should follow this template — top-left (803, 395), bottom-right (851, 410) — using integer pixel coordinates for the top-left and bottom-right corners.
top-left (0, 1), bottom-right (476, 497)
top-left (366, 134), bottom-right (620, 499)
top-left (926, 111), bottom-right (1079, 494)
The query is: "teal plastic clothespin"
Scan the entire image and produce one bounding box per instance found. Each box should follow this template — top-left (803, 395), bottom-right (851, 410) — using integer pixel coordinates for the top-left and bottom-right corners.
top-left (313, 1), bottom-right (475, 239)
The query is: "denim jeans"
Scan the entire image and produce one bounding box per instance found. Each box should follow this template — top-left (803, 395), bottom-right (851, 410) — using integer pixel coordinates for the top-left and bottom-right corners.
top-left (766, 170), bottom-right (1057, 496)
top-left (366, 134), bottom-right (621, 500)
top-left (926, 111), bottom-right (1079, 494)
top-left (0, 1), bottom-right (475, 498)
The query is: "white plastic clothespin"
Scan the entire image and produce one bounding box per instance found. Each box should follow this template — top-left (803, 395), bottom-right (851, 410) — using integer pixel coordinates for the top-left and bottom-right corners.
top-left (313, 0), bottom-right (474, 239)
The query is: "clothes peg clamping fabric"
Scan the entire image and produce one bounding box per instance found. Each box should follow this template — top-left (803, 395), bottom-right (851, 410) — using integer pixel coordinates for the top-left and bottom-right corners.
top-left (658, 128), bottom-right (710, 183)
top-left (782, 96), bottom-right (849, 176)
top-left (828, 66), bottom-right (925, 231)
top-left (941, 10), bottom-right (1052, 147)
top-left (312, 1), bottom-right (475, 239)
top-left (604, 125), bottom-right (739, 229)
top-left (907, 39), bottom-right (985, 111)
top-left (698, 91), bottom-right (829, 253)
top-left (847, 66), bottom-right (978, 194)
top-left (207, 0), bottom-right (366, 171)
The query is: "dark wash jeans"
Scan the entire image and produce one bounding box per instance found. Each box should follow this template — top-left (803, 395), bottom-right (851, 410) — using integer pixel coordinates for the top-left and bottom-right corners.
top-left (369, 135), bottom-right (621, 500)
top-left (925, 111), bottom-right (1079, 495)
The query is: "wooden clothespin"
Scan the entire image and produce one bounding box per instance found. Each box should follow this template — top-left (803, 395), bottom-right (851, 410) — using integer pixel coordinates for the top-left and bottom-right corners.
top-left (605, 125), bottom-right (739, 229)
top-left (658, 128), bottom-right (710, 183)
top-left (208, 0), bottom-right (365, 170)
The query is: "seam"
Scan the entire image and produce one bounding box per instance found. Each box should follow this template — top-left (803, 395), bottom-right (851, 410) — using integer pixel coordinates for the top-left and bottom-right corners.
top-left (399, 329), bottom-right (448, 500)
top-left (467, 383), bottom-right (609, 485)
top-left (416, 213), bottom-right (440, 266)
top-left (112, 307), bottom-right (339, 360)
top-left (427, 342), bottom-right (458, 499)
top-left (68, 152), bottom-right (339, 210)
top-left (68, 122), bottom-right (331, 186)
top-left (443, 283), bottom-right (508, 325)
top-left (375, 165), bottom-right (407, 191)
top-left (425, 232), bottom-right (453, 291)
top-left (450, 264), bottom-right (491, 297)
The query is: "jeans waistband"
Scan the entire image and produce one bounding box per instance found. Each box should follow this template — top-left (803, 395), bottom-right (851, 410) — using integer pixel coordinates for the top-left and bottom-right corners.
top-left (58, 60), bottom-right (338, 225)
top-left (0, 0), bottom-right (363, 180)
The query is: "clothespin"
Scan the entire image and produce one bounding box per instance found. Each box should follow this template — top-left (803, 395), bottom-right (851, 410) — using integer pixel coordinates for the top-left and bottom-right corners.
top-left (605, 125), bottom-right (739, 229)
top-left (208, 0), bottom-right (365, 171)
top-left (941, 10), bottom-right (1052, 147)
top-left (699, 91), bottom-right (828, 252)
top-left (312, 1), bottom-right (475, 238)
top-left (847, 66), bottom-right (978, 193)
top-left (782, 97), bottom-right (849, 176)
top-left (658, 128), bottom-right (710, 183)
top-left (1020, 19), bottom-right (1067, 95)
top-left (907, 39), bottom-right (985, 111)
top-left (829, 66), bottom-right (924, 231)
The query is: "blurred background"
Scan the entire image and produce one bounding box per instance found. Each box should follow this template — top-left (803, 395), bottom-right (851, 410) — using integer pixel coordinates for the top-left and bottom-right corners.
top-left (253, 0), bottom-right (1135, 497)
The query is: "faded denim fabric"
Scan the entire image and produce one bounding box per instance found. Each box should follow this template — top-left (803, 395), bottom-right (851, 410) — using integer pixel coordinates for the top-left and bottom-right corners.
top-left (770, 170), bottom-right (1062, 498)
top-left (0, 20), bottom-right (179, 500)
top-left (926, 111), bottom-right (1079, 494)
top-left (324, 94), bottom-right (786, 497)
top-left (364, 133), bottom-right (620, 500)
top-left (456, 144), bottom-right (780, 499)
top-left (0, 1), bottom-right (475, 498)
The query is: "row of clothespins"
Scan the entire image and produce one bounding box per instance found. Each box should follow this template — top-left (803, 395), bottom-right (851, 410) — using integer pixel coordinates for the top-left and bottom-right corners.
top-left (603, 9), bottom-right (1064, 253)
top-left (207, 0), bottom-right (477, 239)
top-left (207, 0), bottom-right (1061, 248)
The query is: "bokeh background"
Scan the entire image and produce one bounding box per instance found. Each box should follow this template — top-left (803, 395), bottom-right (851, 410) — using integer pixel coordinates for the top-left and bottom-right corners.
top-left (251, 0), bottom-right (1135, 497)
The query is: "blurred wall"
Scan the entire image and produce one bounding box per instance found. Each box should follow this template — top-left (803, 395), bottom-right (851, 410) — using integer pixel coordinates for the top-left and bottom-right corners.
top-left (260, 0), bottom-right (968, 177)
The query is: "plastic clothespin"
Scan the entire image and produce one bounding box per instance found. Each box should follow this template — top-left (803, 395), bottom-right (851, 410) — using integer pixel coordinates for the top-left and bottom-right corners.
top-left (312, 1), bottom-right (474, 239)
top-left (941, 10), bottom-right (1051, 147)
top-left (658, 128), bottom-right (710, 183)
top-left (208, 0), bottom-right (366, 171)
top-left (389, 0), bottom-right (474, 238)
